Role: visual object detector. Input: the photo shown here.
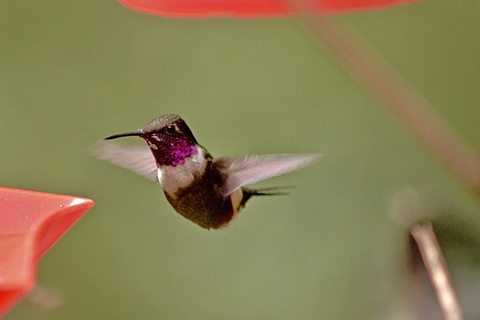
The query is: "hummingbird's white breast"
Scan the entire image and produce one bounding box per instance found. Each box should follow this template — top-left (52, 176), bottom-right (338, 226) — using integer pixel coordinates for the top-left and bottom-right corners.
top-left (157, 145), bottom-right (208, 197)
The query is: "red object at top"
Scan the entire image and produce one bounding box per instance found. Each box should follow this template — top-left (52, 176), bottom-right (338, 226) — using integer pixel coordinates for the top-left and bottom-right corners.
top-left (0, 187), bottom-right (94, 318)
top-left (119, 0), bottom-right (421, 18)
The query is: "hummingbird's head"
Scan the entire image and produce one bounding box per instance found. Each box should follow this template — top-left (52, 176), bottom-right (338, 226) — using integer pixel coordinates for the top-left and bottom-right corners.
top-left (105, 114), bottom-right (198, 167)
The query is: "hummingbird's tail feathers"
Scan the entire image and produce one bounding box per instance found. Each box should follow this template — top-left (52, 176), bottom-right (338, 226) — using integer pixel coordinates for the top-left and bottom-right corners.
top-left (90, 141), bottom-right (159, 182)
top-left (241, 186), bottom-right (293, 206)
top-left (216, 153), bottom-right (321, 197)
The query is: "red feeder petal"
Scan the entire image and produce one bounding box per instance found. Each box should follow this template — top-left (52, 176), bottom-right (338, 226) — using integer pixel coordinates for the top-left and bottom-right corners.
top-left (119, 0), bottom-right (422, 18)
top-left (0, 187), bottom-right (94, 318)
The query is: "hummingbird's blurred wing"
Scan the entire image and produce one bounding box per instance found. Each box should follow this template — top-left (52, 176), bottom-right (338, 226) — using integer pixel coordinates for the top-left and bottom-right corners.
top-left (215, 154), bottom-right (321, 197)
top-left (92, 142), bottom-right (158, 182)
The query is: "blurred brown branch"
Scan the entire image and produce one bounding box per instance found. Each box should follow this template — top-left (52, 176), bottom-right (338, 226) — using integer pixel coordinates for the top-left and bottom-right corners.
top-left (411, 223), bottom-right (464, 320)
top-left (286, 0), bottom-right (480, 195)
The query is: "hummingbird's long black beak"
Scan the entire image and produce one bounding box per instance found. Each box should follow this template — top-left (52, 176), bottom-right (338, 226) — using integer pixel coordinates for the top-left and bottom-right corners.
top-left (104, 130), bottom-right (144, 140)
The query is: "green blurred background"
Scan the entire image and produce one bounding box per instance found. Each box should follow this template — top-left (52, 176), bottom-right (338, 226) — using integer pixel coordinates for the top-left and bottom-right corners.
top-left (2, 0), bottom-right (480, 319)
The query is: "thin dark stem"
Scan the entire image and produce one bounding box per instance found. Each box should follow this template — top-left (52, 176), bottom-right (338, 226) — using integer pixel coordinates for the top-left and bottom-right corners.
top-left (284, 0), bottom-right (480, 194)
top-left (411, 223), bottom-right (465, 320)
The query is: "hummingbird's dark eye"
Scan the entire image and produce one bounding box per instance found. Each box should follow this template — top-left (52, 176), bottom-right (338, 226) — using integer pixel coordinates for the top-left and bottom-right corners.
top-left (166, 124), bottom-right (176, 134)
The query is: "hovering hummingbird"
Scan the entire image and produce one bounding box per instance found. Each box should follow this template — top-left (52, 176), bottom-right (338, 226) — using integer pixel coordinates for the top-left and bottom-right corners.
top-left (96, 114), bottom-right (320, 229)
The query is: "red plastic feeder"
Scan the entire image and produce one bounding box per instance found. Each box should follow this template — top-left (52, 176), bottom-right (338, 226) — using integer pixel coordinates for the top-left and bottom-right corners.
top-left (0, 187), bottom-right (94, 318)
top-left (119, 0), bottom-right (421, 18)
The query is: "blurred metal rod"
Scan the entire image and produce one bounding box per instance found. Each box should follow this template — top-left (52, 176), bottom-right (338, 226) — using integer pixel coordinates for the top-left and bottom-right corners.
top-left (411, 223), bottom-right (465, 320)
top-left (286, 0), bottom-right (480, 194)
